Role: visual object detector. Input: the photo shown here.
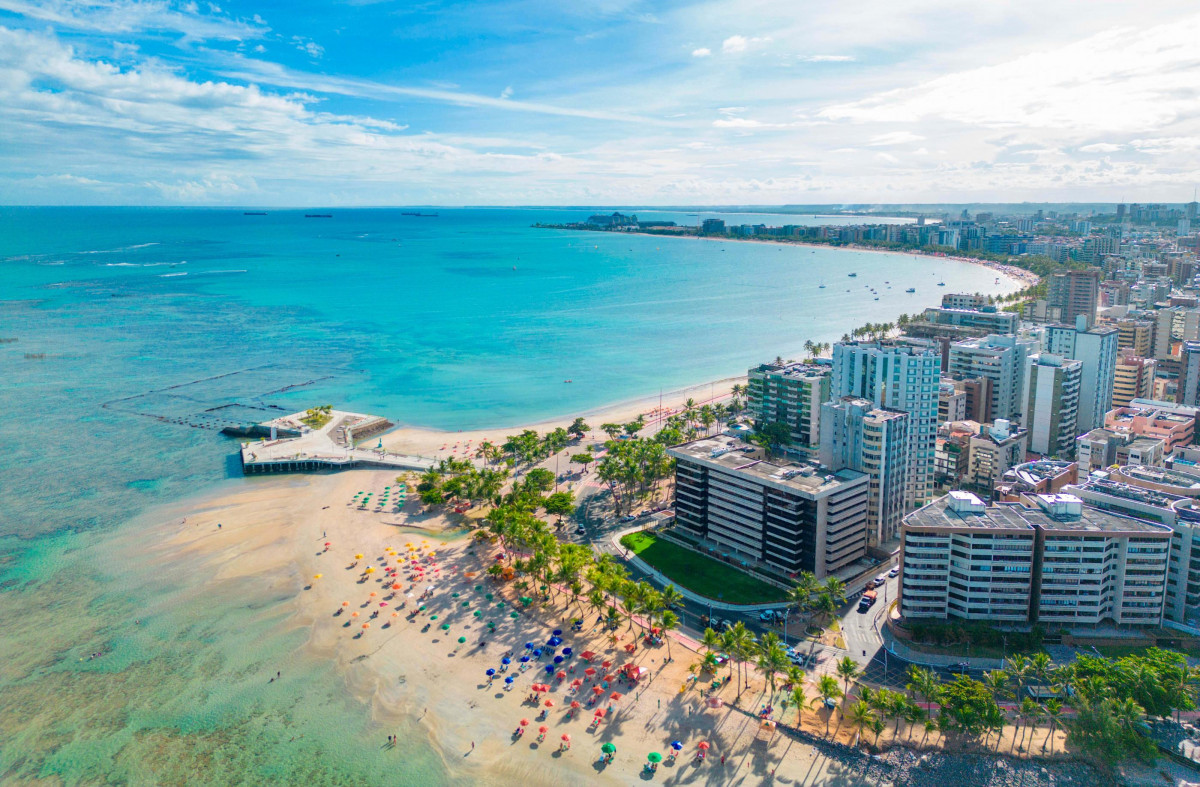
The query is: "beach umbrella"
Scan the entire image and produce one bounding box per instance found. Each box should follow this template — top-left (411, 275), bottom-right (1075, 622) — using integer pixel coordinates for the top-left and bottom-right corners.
top-left (647, 752), bottom-right (663, 764)
top-left (458, 636), bottom-right (467, 644)
top-left (473, 611), bottom-right (482, 618)
top-left (519, 656), bottom-right (529, 663)
top-left (505, 676), bottom-right (515, 685)
top-left (533, 649), bottom-right (542, 658)
top-left (584, 668), bottom-right (596, 677)
top-left (430, 614), bottom-right (438, 620)
top-left (671, 741), bottom-right (683, 751)
top-left (486, 668), bottom-right (496, 677)
top-left (502, 657), bottom-right (512, 665)
top-left (369, 591), bottom-right (378, 597)
top-left (392, 583), bottom-right (402, 590)
top-left (362, 623), bottom-right (370, 629)
top-left (553, 629), bottom-right (563, 636)
top-left (452, 592), bottom-right (459, 598)
top-left (441, 623), bottom-right (450, 630)
top-left (485, 593), bottom-right (493, 601)
top-left (594, 708), bottom-right (606, 718)
top-left (391, 612), bottom-right (399, 618)
top-left (351, 612), bottom-right (360, 618)
top-left (544, 699), bottom-right (554, 707)
top-left (562, 648), bottom-right (573, 657)
top-left (544, 665), bottom-right (554, 675)
top-left (697, 741), bottom-right (710, 750)
top-left (538, 725), bottom-right (548, 733)
top-left (509, 612), bottom-right (519, 619)
top-left (519, 719), bottom-right (530, 727)
top-left (419, 605), bottom-right (426, 611)
top-left (487, 622), bottom-right (496, 629)
top-left (570, 700), bottom-right (581, 709)
top-left (571, 679), bottom-right (583, 687)
top-left (355, 553), bottom-right (364, 559)
top-left (592, 686), bottom-right (604, 695)
top-left (562, 734), bottom-right (571, 741)
top-left (601, 742), bottom-right (616, 754)
top-left (610, 692), bottom-right (622, 701)
top-left (365, 567), bottom-right (375, 574)
top-left (341, 601), bottom-right (350, 607)
top-left (313, 574), bottom-right (322, 580)
top-left (379, 602), bottom-right (387, 607)
top-left (553, 656), bottom-right (564, 664)
top-left (601, 660), bottom-right (612, 668)
top-left (525, 643), bottom-right (534, 650)
top-left (461, 601), bottom-right (470, 607)
top-left (556, 671), bottom-right (566, 680)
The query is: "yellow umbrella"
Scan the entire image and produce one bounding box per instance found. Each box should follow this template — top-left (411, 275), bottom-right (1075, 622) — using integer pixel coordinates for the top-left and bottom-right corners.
top-left (355, 553), bottom-right (364, 560)
top-left (365, 566), bottom-right (375, 574)
top-left (313, 574), bottom-right (323, 579)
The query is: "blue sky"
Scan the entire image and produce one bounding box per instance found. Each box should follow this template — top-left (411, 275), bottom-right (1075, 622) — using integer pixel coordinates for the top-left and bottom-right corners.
top-left (2, 0), bottom-right (1199, 205)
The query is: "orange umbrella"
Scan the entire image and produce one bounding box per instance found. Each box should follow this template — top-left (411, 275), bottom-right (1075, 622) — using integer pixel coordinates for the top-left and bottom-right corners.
top-left (697, 741), bottom-right (710, 750)
top-left (361, 623), bottom-right (370, 629)
top-left (593, 708), bottom-right (606, 718)
top-left (351, 611), bottom-right (360, 618)
top-left (538, 725), bottom-right (548, 733)
top-left (544, 699), bottom-right (554, 707)
top-left (610, 692), bottom-right (622, 701)
top-left (391, 583), bottom-right (402, 590)
top-left (369, 591), bottom-right (378, 597)
top-left (341, 601), bottom-right (350, 607)
top-left (519, 719), bottom-right (530, 726)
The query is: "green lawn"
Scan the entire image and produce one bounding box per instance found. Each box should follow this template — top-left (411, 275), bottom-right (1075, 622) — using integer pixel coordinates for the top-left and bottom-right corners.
top-left (619, 531), bottom-right (787, 604)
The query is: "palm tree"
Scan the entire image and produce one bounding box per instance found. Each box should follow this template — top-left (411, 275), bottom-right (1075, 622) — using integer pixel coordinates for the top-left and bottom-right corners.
top-left (701, 627), bottom-right (722, 654)
top-left (1043, 699), bottom-right (1064, 754)
top-left (812, 675), bottom-right (843, 735)
top-left (848, 700), bottom-right (876, 746)
top-left (658, 584), bottom-right (685, 616)
top-left (905, 665), bottom-right (942, 710)
top-left (835, 656), bottom-right (860, 706)
top-left (983, 669), bottom-right (1010, 706)
top-left (787, 571), bottom-right (819, 620)
top-left (791, 684), bottom-right (808, 728)
top-left (1005, 655), bottom-right (1033, 703)
top-left (659, 610), bottom-right (680, 660)
top-left (823, 576), bottom-right (847, 606)
top-left (726, 622), bottom-right (755, 694)
top-left (1016, 697), bottom-right (1038, 751)
top-left (755, 633), bottom-right (789, 697)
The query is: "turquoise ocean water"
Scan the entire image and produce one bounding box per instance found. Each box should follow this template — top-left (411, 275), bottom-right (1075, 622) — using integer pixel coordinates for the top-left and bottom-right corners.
top-left (0, 207), bottom-right (1015, 783)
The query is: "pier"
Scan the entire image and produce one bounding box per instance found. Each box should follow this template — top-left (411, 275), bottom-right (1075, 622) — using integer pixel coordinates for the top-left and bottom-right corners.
top-left (239, 409), bottom-right (436, 475)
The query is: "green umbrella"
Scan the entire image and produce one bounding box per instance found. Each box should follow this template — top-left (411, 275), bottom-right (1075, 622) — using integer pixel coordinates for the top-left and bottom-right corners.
top-left (473, 610), bottom-right (483, 617)
top-left (419, 605), bottom-right (427, 611)
top-left (458, 636), bottom-right (467, 644)
top-left (452, 592), bottom-right (459, 598)
top-left (430, 614), bottom-right (437, 620)
top-left (509, 612), bottom-right (519, 618)
top-left (475, 585), bottom-right (483, 592)
top-left (485, 593), bottom-right (493, 601)
top-left (519, 596), bottom-right (532, 605)
top-left (647, 752), bottom-right (662, 763)
top-left (461, 601), bottom-right (470, 607)
top-left (601, 743), bottom-right (616, 754)
top-left (487, 622), bottom-right (496, 629)
top-left (441, 623), bottom-right (450, 630)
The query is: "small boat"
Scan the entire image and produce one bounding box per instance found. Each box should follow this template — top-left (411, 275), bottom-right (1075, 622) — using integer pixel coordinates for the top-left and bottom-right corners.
top-left (906, 287), bottom-right (916, 293)
top-left (818, 284), bottom-right (826, 289)
top-left (305, 214), bottom-right (332, 218)
top-left (937, 282), bottom-right (946, 286)
top-left (874, 297), bottom-right (879, 300)
top-left (564, 379), bottom-right (573, 383)
top-left (848, 273), bottom-right (857, 277)
top-left (243, 211), bottom-right (266, 215)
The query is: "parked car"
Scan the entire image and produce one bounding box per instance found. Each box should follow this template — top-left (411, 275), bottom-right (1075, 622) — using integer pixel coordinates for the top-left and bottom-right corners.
top-left (619, 514), bottom-right (637, 523)
top-left (788, 653), bottom-right (807, 667)
top-left (574, 526), bottom-right (587, 535)
top-left (887, 566), bottom-right (900, 578)
top-left (758, 610), bottom-right (779, 623)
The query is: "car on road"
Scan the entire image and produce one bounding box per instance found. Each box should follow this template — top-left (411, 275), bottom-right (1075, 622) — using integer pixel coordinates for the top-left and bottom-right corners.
top-left (857, 590), bottom-right (878, 612)
top-left (872, 573), bottom-right (888, 587)
top-left (788, 653), bottom-right (807, 667)
top-left (758, 610), bottom-right (779, 623)
top-left (574, 526), bottom-right (587, 535)
top-left (887, 566), bottom-right (900, 578)
top-left (619, 514), bottom-right (637, 523)
top-left (949, 661), bottom-right (971, 672)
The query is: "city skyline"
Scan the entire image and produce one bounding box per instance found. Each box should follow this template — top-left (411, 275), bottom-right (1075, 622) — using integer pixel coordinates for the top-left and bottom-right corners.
top-left (2, 0), bottom-right (1200, 205)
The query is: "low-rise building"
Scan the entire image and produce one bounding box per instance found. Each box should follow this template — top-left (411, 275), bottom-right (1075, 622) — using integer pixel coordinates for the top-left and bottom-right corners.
top-left (1104, 403), bottom-right (1196, 451)
top-left (996, 460), bottom-right (1078, 501)
top-left (899, 491), bottom-right (1170, 627)
top-left (966, 420), bottom-right (1029, 492)
top-left (670, 435), bottom-right (870, 579)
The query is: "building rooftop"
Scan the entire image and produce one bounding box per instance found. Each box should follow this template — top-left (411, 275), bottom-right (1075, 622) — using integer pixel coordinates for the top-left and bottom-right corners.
top-left (1002, 460), bottom-right (1076, 487)
top-left (750, 361), bottom-right (829, 380)
top-left (905, 491), bottom-right (1171, 534)
top-left (1115, 463), bottom-right (1200, 491)
top-left (669, 435), bottom-right (865, 496)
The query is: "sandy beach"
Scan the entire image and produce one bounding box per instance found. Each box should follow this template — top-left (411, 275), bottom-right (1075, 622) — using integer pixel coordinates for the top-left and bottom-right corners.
top-left (137, 468), bottom-right (1076, 787)
top-left (381, 376), bottom-right (746, 461)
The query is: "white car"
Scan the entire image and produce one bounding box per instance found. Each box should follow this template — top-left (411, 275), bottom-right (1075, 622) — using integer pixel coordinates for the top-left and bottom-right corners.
top-left (887, 567), bottom-right (900, 578)
top-left (873, 573), bottom-right (888, 586)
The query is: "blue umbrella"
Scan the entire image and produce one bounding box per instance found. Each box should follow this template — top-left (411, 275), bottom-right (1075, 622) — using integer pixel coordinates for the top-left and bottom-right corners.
top-left (533, 649), bottom-right (542, 658)
top-left (671, 741), bottom-right (683, 751)
top-left (553, 656), bottom-right (564, 664)
top-left (562, 647), bottom-right (573, 657)
top-left (502, 657), bottom-right (512, 665)
top-left (505, 676), bottom-right (515, 684)
top-left (552, 629), bottom-right (563, 636)
top-left (520, 655), bottom-right (530, 663)
top-left (544, 665), bottom-right (555, 674)
top-left (525, 642), bottom-right (534, 650)
top-left (486, 668), bottom-right (496, 676)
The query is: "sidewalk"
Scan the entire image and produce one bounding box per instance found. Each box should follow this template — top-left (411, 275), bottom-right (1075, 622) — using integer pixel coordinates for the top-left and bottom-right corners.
top-left (880, 622), bottom-right (1005, 670)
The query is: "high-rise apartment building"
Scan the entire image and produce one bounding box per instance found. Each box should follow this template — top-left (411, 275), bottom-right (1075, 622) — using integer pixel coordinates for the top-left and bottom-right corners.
top-left (1044, 318), bottom-right (1119, 432)
top-left (947, 334), bottom-right (1038, 423)
top-left (1047, 268), bottom-right (1101, 328)
top-left (746, 362), bottom-right (830, 449)
top-left (819, 397), bottom-right (910, 545)
top-left (1112, 351), bottom-right (1157, 408)
top-left (899, 491), bottom-right (1170, 627)
top-left (1115, 319), bottom-right (1154, 357)
top-left (831, 340), bottom-right (941, 508)
top-left (670, 435), bottom-right (869, 579)
top-left (1179, 341), bottom-right (1200, 408)
top-left (1024, 353), bottom-right (1083, 457)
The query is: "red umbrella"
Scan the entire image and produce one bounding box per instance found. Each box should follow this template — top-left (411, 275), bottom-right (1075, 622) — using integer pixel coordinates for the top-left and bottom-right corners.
top-left (601, 660), bottom-right (612, 668)
top-left (538, 725), bottom-right (548, 733)
top-left (697, 741), bottom-right (710, 750)
top-left (324, 542), bottom-right (331, 546)
top-left (556, 671), bottom-right (567, 679)
top-left (584, 668), bottom-right (596, 677)
top-left (571, 678), bottom-right (584, 687)
top-left (570, 701), bottom-right (581, 709)
top-left (544, 699), bottom-right (554, 707)
top-left (610, 692), bottom-right (622, 701)
top-left (561, 733), bottom-right (571, 741)
top-left (592, 686), bottom-right (604, 694)
top-left (602, 674), bottom-right (615, 683)
top-left (593, 708), bottom-right (606, 718)
top-left (519, 719), bottom-right (530, 726)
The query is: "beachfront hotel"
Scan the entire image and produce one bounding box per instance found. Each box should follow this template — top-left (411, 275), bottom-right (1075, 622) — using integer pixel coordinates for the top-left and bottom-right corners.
top-left (669, 435), bottom-right (869, 580)
top-left (746, 361), bottom-right (830, 452)
top-left (899, 491), bottom-right (1171, 627)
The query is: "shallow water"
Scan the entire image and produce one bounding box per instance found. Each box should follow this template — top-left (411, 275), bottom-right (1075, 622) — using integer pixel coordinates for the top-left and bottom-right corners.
top-left (0, 207), bottom-right (1015, 783)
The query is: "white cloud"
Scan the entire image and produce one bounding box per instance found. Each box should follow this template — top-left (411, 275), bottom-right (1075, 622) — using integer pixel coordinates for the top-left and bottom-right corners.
top-left (0, 0), bottom-right (267, 40)
top-left (799, 55), bottom-right (854, 62)
top-left (819, 14), bottom-right (1200, 134)
top-left (499, 85), bottom-right (513, 100)
top-left (1079, 142), bottom-right (1123, 153)
top-left (721, 35), bottom-right (770, 54)
top-left (691, 47), bottom-right (711, 58)
top-left (868, 131), bottom-right (924, 146)
top-left (292, 36), bottom-right (324, 59)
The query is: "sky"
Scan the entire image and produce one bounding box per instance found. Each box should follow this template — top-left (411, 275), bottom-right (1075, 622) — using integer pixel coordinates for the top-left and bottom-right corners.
top-left (2, 0), bottom-right (1200, 206)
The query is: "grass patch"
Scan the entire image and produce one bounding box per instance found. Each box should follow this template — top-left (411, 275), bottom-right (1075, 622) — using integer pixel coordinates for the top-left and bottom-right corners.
top-left (619, 531), bottom-right (786, 604)
top-left (300, 405), bottom-right (333, 430)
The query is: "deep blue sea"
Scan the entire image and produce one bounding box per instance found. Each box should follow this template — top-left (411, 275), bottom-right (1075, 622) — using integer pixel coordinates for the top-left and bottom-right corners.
top-left (0, 207), bottom-right (1016, 783)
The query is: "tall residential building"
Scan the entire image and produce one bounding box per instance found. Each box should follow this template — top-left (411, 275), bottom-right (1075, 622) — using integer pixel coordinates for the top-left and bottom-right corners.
top-left (831, 340), bottom-right (941, 509)
top-left (1043, 318), bottom-right (1119, 432)
top-left (947, 334), bottom-right (1038, 423)
top-left (1047, 268), bottom-right (1101, 327)
top-left (1179, 341), bottom-right (1200, 408)
top-left (965, 420), bottom-right (1029, 492)
top-left (1115, 319), bottom-right (1154, 357)
top-left (899, 491), bottom-right (1170, 626)
top-left (1112, 351), bottom-right (1157, 408)
top-left (1024, 353), bottom-right (1083, 458)
top-left (670, 435), bottom-right (869, 579)
top-left (918, 307), bottom-right (1019, 336)
top-left (819, 397), bottom-right (910, 545)
top-left (938, 380), bottom-right (967, 423)
top-left (1070, 478), bottom-right (1200, 626)
top-left (746, 362), bottom-right (830, 449)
